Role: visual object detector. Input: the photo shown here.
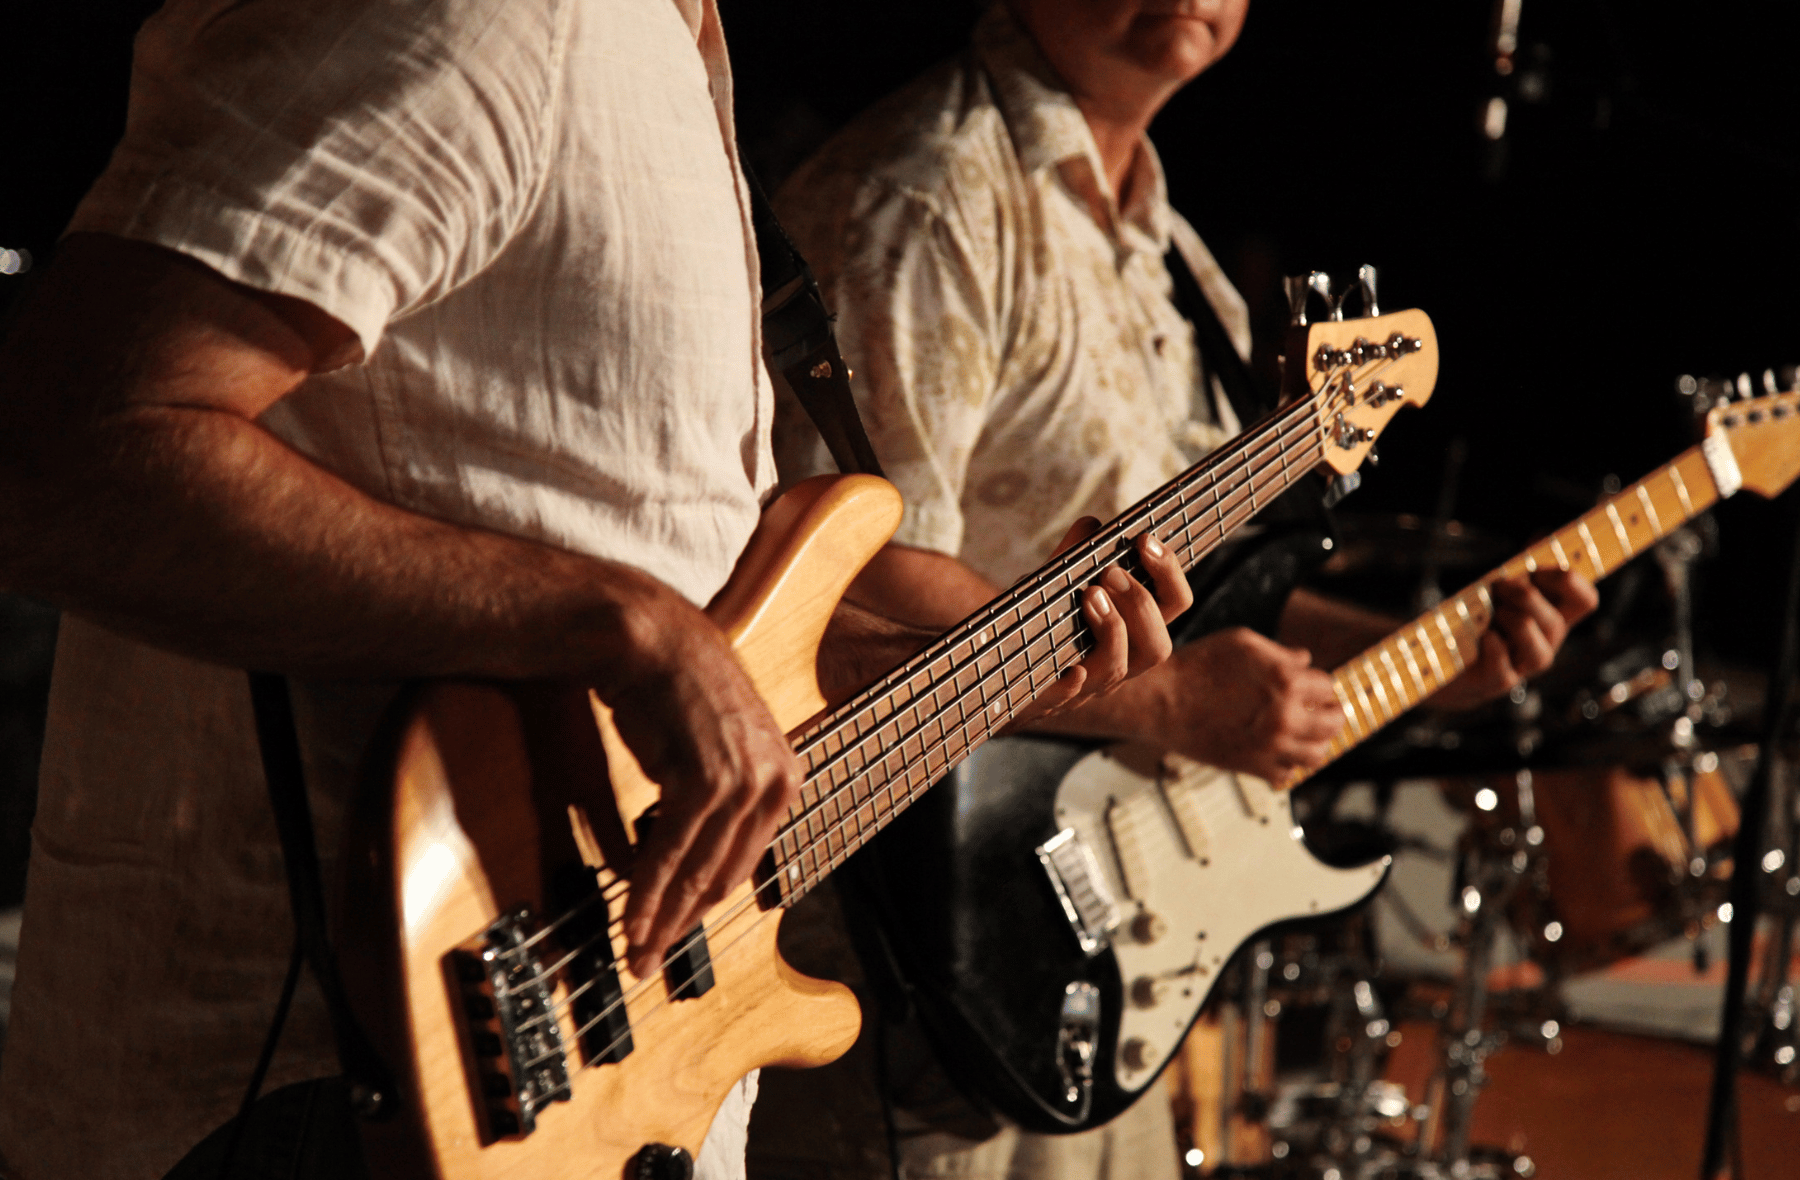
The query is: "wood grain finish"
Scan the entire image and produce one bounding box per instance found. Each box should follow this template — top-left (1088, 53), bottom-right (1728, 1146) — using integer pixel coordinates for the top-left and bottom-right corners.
top-left (348, 475), bottom-right (896, 1180)
top-left (344, 307), bottom-right (1440, 1178)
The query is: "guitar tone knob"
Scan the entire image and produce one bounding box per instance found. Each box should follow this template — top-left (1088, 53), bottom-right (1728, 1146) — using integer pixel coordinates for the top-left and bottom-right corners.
top-left (1130, 911), bottom-right (1167, 944)
top-left (634, 1144), bottom-right (694, 1180)
top-left (1130, 976), bottom-right (1168, 1009)
top-left (1120, 1037), bottom-right (1152, 1070)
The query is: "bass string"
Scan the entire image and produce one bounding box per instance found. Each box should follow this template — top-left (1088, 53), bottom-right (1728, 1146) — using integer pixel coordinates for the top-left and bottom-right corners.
top-left (776, 398), bottom-right (1329, 829)
top-left (770, 403), bottom-right (1341, 871)
top-left (767, 352), bottom-right (1408, 894)
top-left (773, 432), bottom-right (1329, 902)
top-left (514, 405), bottom-right (1338, 1066)
top-left (493, 358), bottom-right (1390, 1031)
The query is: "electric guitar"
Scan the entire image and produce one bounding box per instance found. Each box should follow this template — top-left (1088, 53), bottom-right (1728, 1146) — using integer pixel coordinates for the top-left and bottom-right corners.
top-left (854, 377), bottom-right (1800, 1135)
top-left (336, 307), bottom-right (1438, 1179)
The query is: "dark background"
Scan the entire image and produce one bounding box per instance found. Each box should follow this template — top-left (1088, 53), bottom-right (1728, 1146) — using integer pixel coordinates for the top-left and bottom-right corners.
top-left (3, 0), bottom-right (1799, 906)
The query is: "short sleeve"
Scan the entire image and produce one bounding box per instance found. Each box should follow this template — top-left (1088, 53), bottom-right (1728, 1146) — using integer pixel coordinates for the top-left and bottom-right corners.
top-left (67, 0), bottom-right (566, 360)
top-left (775, 182), bottom-right (1000, 557)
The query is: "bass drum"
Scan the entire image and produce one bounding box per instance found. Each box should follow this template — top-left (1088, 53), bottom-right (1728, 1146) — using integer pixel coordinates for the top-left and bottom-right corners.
top-left (1443, 754), bottom-right (1743, 972)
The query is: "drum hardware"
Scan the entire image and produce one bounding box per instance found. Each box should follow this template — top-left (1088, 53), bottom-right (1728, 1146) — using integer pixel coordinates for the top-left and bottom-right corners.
top-left (1743, 746), bottom-right (1800, 1084)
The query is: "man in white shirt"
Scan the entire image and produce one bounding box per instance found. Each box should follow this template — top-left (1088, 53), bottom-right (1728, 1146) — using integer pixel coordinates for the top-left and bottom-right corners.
top-left (758, 1), bottom-right (1597, 1176)
top-left (0, 2), bottom-right (1188, 1178)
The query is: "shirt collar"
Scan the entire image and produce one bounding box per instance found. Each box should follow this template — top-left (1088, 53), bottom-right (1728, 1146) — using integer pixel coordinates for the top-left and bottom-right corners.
top-left (973, 3), bottom-right (1173, 254)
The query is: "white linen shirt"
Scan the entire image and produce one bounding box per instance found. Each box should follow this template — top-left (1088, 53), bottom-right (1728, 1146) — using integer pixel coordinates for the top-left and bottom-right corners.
top-left (0, 2), bottom-right (772, 1177)
top-left (772, 4), bottom-right (1249, 589)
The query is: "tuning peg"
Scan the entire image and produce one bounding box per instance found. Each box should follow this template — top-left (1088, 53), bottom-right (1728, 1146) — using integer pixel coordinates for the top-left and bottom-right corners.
top-left (1783, 364), bottom-right (1799, 393)
top-left (1736, 372), bottom-right (1754, 400)
top-left (1309, 272), bottom-right (1351, 322)
top-left (1286, 272), bottom-right (1331, 326)
top-left (1358, 265), bottom-right (1380, 317)
top-left (1676, 374), bottom-right (1699, 398)
top-left (1764, 368), bottom-right (1781, 396)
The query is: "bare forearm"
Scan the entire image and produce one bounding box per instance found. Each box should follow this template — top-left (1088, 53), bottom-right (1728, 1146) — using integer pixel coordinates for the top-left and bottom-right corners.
top-left (0, 403), bottom-right (679, 681)
top-left (1275, 587), bottom-right (1399, 669)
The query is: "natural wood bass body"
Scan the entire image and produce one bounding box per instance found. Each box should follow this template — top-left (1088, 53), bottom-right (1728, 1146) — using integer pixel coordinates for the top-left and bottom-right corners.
top-left (339, 474), bottom-right (902, 1180)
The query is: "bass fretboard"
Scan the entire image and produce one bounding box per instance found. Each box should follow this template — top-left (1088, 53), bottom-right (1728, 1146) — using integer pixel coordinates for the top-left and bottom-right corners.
top-left (761, 395), bottom-right (1327, 906)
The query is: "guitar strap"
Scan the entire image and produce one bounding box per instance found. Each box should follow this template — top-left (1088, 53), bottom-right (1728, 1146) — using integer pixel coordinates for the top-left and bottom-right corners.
top-left (746, 164), bottom-right (885, 479)
top-left (244, 672), bottom-right (395, 1121)
top-left (1162, 244), bottom-right (1271, 426)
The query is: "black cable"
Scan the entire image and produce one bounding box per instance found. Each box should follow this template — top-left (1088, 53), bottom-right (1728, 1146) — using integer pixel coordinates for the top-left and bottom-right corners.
top-left (1700, 487), bottom-right (1800, 1179)
top-left (214, 936), bottom-right (305, 1180)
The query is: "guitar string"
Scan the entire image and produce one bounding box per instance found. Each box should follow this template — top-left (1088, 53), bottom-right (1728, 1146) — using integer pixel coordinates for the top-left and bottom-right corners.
top-left (490, 351), bottom-right (1403, 1020)
top-left (493, 409), bottom-right (1334, 1035)
top-left (489, 367), bottom-right (1354, 967)
top-left (502, 348), bottom-right (1421, 1082)
top-left (493, 390), bottom-right (1351, 1036)
top-left (488, 391), bottom-right (1326, 983)
top-left (488, 359), bottom-right (1387, 1021)
top-left (1321, 459), bottom-right (1693, 762)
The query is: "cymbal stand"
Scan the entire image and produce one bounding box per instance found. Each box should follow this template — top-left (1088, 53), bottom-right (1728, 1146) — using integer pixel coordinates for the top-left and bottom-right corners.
top-left (1745, 742), bottom-right (1800, 1083)
top-left (1412, 769), bottom-right (1544, 1179)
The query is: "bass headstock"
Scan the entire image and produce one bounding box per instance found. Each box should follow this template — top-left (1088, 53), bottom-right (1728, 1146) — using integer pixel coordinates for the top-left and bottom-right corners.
top-left (1282, 267), bottom-right (1439, 477)
top-left (1684, 367), bottom-right (1800, 499)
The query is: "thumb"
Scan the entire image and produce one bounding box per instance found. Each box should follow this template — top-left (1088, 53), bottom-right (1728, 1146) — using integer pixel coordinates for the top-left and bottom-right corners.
top-left (1050, 515), bottom-right (1103, 558)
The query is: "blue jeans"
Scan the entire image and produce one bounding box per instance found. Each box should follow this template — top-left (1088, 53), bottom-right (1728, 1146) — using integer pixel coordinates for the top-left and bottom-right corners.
top-left (162, 1079), bottom-right (370, 1180)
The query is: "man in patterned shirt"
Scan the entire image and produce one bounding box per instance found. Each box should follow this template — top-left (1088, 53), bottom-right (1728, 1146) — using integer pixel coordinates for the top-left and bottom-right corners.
top-left (755, 1), bottom-right (1597, 1176)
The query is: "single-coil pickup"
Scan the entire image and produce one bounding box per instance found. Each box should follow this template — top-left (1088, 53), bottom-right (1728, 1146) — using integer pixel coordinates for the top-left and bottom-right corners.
top-left (552, 865), bottom-right (635, 1066)
top-left (663, 922), bottom-right (716, 1000)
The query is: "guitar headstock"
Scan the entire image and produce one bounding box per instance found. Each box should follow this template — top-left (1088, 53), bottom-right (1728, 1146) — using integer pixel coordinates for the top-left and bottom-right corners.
top-left (1282, 268), bottom-right (1439, 476)
top-left (1687, 367), bottom-right (1800, 499)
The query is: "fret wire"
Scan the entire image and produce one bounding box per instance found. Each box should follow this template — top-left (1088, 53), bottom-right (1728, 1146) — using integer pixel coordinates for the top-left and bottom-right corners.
top-left (1377, 649), bottom-right (1409, 709)
top-left (1668, 464), bottom-right (1694, 517)
top-left (1636, 483), bottom-right (1663, 538)
top-left (772, 407), bottom-right (1332, 885)
top-left (1395, 635), bottom-right (1428, 698)
top-left (1361, 656), bottom-right (1392, 721)
top-left (1416, 622), bottom-right (1446, 686)
top-left (1433, 610), bottom-right (1465, 674)
top-left (1296, 447), bottom-right (1727, 781)
top-left (788, 413), bottom-right (1324, 802)
top-left (1604, 501), bottom-right (1632, 555)
top-left (1575, 520), bottom-right (1606, 576)
top-left (780, 384), bottom-right (1390, 890)
top-left (1331, 681), bottom-right (1363, 740)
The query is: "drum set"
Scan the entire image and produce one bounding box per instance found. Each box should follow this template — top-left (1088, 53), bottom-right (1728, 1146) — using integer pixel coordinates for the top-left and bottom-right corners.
top-left (1168, 378), bottom-right (1800, 1177)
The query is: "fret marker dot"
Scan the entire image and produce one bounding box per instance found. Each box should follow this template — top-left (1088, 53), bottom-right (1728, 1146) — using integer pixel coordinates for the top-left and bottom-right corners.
top-left (788, 865), bottom-right (800, 879)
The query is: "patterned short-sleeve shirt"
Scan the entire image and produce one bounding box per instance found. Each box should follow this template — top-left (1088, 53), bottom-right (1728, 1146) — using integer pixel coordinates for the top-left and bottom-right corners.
top-left (773, 3), bottom-right (1250, 588)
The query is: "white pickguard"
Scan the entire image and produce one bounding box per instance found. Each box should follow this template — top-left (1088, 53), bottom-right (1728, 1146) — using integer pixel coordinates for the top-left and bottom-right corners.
top-left (1049, 748), bottom-right (1389, 1093)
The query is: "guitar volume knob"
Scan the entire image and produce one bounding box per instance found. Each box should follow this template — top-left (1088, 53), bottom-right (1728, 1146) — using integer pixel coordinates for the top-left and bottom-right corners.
top-left (1130, 976), bottom-right (1168, 1009)
top-left (1129, 910), bottom-right (1167, 944)
top-left (634, 1143), bottom-right (694, 1180)
top-left (1120, 1037), bottom-right (1152, 1071)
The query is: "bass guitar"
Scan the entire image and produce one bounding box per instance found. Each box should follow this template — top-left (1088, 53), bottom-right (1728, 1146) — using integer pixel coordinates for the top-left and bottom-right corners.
top-left (337, 306), bottom-right (1439, 1179)
top-left (855, 377), bottom-right (1800, 1134)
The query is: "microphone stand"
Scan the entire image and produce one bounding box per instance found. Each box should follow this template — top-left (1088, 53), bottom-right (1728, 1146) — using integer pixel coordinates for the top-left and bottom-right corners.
top-left (1699, 484), bottom-right (1800, 1179)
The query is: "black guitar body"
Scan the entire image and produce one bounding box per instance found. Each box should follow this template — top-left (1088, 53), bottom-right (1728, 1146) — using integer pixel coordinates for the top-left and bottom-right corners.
top-left (847, 500), bottom-right (1335, 1133)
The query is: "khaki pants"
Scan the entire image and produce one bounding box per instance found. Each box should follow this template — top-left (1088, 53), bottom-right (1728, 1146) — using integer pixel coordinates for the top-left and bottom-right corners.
top-left (747, 885), bottom-right (1180, 1180)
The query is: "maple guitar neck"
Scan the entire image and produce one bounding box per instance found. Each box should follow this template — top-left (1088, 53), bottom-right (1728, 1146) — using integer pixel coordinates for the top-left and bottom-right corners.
top-left (762, 309), bottom-right (1440, 907)
top-left (1308, 397), bottom-right (1795, 778)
